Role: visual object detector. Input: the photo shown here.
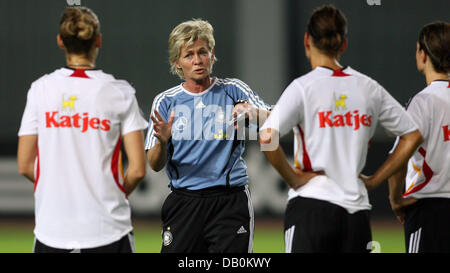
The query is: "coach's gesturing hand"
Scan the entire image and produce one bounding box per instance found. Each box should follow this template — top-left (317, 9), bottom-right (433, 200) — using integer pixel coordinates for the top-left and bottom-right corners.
top-left (147, 110), bottom-right (175, 172)
top-left (151, 109), bottom-right (175, 145)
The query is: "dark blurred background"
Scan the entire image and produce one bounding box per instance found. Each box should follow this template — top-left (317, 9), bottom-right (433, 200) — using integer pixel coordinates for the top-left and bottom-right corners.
top-left (0, 0), bottom-right (448, 219)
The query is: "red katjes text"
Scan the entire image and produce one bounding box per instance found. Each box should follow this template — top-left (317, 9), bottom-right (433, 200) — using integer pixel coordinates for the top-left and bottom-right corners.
top-left (45, 111), bottom-right (111, 132)
top-left (443, 125), bottom-right (450, 142)
top-left (318, 110), bottom-right (372, 130)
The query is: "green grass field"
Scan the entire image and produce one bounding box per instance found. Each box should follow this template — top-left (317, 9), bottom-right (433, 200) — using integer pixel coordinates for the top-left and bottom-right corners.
top-left (0, 219), bottom-right (404, 253)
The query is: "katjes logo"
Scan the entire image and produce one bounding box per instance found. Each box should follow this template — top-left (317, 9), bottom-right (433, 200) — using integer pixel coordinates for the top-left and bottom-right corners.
top-left (45, 93), bottom-right (111, 132)
top-left (318, 110), bottom-right (372, 130)
top-left (334, 92), bottom-right (347, 110)
top-left (46, 112), bottom-right (111, 132)
top-left (319, 93), bottom-right (372, 130)
top-left (62, 95), bottom-right (77, 111)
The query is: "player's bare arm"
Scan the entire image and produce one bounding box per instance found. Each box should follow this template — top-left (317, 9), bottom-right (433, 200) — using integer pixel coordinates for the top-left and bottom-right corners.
top-left (122, 130), bottom-right (146, 196)
top-left (387, 165), bottom-right (417, 224)
top-left (17, 135), bottom-right (38, 183)
top-left (362, 129), bottom-right (423, 191)
top-left (147, 109), bottom-right (174, 172)
top-left (260, 128), bottom-right (321, 189)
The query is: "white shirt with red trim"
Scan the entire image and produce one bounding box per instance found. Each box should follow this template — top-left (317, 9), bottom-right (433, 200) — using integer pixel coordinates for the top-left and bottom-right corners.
top-left (402, 80), bottom-right (450, 199)
top-left (261, 66), bottom-right (418, 213)
top-left (18, 67), bottom-right (148, 249)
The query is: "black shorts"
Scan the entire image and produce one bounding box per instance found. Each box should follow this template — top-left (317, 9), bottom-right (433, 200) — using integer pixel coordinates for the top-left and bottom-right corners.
top-left (33, 232), bottom-right (135, 253)
top-left (404, 197), bottom-right (450, 253)
top-left (160, 185), bottom-right (253, 253)
top-left (284, 196), bottom-right (372, 253)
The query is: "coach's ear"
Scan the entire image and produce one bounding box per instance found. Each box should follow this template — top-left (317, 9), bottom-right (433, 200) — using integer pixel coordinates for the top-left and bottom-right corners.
top-left (210, 48), bottom-right (216, 63)
top-left (57, 34), bottom-right (66, 50)
top-left (174, 60), bottom-right (181, 69)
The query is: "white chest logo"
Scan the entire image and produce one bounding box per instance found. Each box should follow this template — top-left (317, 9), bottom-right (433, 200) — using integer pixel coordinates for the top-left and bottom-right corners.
top-left (174, 116), bottom-right (188, 131)
top-left (195, 100), bottom-right (206, 109)
top-left (214, 106), bottom-right (226, 124)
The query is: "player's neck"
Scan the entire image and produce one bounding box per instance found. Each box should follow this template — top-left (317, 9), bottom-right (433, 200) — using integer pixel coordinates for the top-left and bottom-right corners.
top-left (424, 69), bottom-right (449, 86)
top-left (66, 54), bottom-right (96, 69)
top-left (183, 76), bottom-right (213, 93)
top-left (310, 54), bottom-right (342, 71)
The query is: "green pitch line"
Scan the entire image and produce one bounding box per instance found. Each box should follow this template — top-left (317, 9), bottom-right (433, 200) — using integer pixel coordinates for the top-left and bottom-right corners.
top-left (0, 221), bottom-right (405, 253)
top-left (0, 226), bottom-right (34, 253)
top-left (372, 226), bottom-right (405, 253)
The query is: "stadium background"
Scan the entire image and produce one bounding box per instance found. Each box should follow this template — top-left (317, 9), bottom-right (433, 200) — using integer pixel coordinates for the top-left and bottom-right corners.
top-left (0, 0), bottom-right (448, 253)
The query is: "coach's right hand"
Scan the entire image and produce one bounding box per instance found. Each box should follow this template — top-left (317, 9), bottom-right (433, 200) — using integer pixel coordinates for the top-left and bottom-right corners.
top-left (150, 110), bottom-right (175, 145)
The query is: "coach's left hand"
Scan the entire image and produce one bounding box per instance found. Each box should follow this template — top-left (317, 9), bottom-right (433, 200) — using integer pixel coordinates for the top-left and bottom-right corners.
top-left (231, 103), bottom-right (257, 129)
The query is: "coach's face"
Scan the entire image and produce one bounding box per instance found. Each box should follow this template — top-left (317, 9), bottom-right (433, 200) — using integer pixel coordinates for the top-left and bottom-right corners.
top-left (176, 39), bottom-right (215, 82)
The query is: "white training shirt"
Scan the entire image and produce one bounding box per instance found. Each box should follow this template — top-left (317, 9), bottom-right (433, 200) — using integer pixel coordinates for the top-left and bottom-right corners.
top-left (401, 80), bottom-right (450, 199)
top-left (18, 67), bottom-right (148, 249)
top-left (261, 66), bottom-right (418, 213)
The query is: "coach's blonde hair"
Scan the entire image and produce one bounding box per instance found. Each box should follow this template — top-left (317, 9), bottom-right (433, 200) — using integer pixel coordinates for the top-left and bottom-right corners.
top-left (59, 6), bottom-right (100, 57)
top-left (168, 19), bottom-right (217, 79)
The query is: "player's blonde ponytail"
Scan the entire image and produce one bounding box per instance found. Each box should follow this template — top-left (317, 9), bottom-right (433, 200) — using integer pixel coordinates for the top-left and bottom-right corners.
top-left (59, 6), bottom-right (100, 56)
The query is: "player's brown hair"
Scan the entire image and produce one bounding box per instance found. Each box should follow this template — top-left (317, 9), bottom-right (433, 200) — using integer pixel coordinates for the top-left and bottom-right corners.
top-left (59, 6), bottom-right (100, 56)
top-left (307, 4), bottom-right (348, 57)
top-left (418, 21), bottom-right (450, 74)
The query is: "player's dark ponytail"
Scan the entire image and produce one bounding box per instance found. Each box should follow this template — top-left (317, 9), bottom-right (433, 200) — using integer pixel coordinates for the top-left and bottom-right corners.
top-left (418, 21), bottom-right (450, 74)
top-left (307, 4), bottom-right (347, 57)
